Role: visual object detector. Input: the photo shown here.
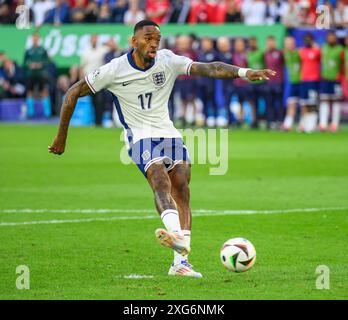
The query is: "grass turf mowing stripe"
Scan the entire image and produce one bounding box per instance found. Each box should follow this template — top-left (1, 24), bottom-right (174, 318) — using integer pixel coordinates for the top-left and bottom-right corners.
top-left (0, 207), bottom-right (346, 227)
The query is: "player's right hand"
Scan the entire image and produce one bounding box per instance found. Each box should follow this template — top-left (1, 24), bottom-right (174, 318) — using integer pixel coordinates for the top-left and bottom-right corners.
top-left (246, 69), bottom-right (276, 81)
top-left (48, 136), bottom-right (66, 155)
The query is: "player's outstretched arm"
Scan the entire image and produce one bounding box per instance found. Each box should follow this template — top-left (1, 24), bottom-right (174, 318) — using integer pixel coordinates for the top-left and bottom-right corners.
top-left (190, 62), bottom-right (276, 81)
top-left (48, 79), bottom-right (92, 155)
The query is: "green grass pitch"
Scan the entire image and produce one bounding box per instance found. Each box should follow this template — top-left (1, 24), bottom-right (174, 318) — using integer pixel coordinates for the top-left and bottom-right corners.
top-left (0, 124), bottom-right (347, 299)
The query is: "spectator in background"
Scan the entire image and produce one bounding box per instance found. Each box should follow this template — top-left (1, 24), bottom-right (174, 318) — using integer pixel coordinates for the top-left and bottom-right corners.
top-left (69, 65), bottom-right (80, 85)
top-left (104, 38), bottom-right (123, 63)
top-left (216, 36), bottom-right (234, 124)
top-left (319, 31), bottom-right (344, 132)
top-left (225, 0), bottom-right (242, 22)
top-left (45, 57), bottom-right (58, 114)
top-left (55, 65), bottom-right (80, 114)
top-left (265, 0), bottom-right (285, 25)
top-left (124, 0), bottom-right (145, 25)
top-left (189, 0), bottom-right (212, 23)
top-left (97, 3), bottom-right (112, 23)
top-left (167, 0), bottom-right (191, 23)
top-left (281, 0), bottom-right (300, 28)
top-left (103, 38), bottom-right (123, 125)
top-left (232, 38), bottom-right (253, 126)
top-left (80, 34), bottom-right (109, 126)
top-left (70, 0), bottom-right (87, 23)
top-left (197, 37), bottom-right (218, 127)
top-left (0, 2), bottom-right (16, 24)
top-left (0, 57), bottom-right (25, 98)
top-left (0, 52), bottom-right (5, 97)
top-left (264, 35), bottom-right (284, 129)
top-left (213, 0), bottom-right (229, 23)
top-left (85, 0), bottom-right (98, 22)
top-left (23, 32), bottom-right (51, 118)
top-left (282, 36), bottom-right (301, 131)
top-left (343, 35), bottom-right (348, 99)
top-left (69, 0), bottom-right (89, 7)
top-left (113, 0), bottom-right (128, 23)
top-left (0, 51), bottom-right (5, 66)
top-left (247, 36), bottom-right (267, 128)
top-left (241, 0), bottom-right (266, 25)
top-left (44, 0), bottom-right (70, 25)
top-left (56, 74), bottom-right (71, 112)
top-left (334, 0), bottom-right (348, 28)
top-left (298, 0), bottom-right (317, 27)
top-left (0, 51), bottom-right (6, 69)
top-left (299, 33), bottom-right (321, 133)
top-left (174, 35), bottom-right (198, 127)
top-left (146, 0), bottom-right (170, 24)
top-left (33, 0), bottom-right (56, 26)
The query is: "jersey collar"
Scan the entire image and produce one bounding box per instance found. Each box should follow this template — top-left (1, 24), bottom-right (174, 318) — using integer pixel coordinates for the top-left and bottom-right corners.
top-left (127, 49), bottom-right (155, 72)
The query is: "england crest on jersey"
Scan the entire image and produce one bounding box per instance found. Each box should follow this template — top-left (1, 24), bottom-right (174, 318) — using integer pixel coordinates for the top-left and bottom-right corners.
top-left (152, 71), bottom-right (166, 86)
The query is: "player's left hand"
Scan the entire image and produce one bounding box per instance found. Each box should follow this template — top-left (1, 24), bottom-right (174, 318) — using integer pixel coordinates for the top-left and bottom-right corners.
top-left (246, 69), bottom-right (276, 81)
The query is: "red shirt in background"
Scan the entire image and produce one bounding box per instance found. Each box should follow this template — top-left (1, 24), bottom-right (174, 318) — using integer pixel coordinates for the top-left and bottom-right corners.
top-left (188, 0), bottom-right (227, 23)
top-left (299, 47), bottom-right (321, 81)
top-left (69, 0), bottom-right (89, 7)
top-left (145, 0), bottom-right (170, 24)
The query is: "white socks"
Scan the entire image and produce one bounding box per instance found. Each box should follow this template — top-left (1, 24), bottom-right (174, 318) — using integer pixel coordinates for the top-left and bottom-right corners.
top-left (319, 101), bottom-right (329, 128)
top-left (182, 230), bottom-right (191, 248)
top-left (160, 209), bottom-right (192, 264)
top-left (303, 112), bottom-right (318, 133)
top-left (283, 115), bottom-right (294, 129)
top-left (332, 102), bottom-right (341, 126)
top-left (160, 209), bottom-right (181, 234)
top-left (319, 101), bottom-right (341, 129)
top-left (174, 229), bottom-right (191, 264)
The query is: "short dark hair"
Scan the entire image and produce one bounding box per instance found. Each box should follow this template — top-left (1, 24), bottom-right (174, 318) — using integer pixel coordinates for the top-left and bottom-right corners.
top-left (326, 30), bottom-right (336, 36)
top-left (133, 20), bottom-right (160, 35)
top-left (304, 33), bottom-right (314, 40)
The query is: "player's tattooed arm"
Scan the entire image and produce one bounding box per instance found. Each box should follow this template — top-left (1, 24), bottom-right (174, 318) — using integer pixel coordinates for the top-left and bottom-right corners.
top-left (190, 62), bottom-right (276, 81)
top-left (190, 62), bottom-right (240, 79)
top-left (48, 79), bottom-right (92, 155)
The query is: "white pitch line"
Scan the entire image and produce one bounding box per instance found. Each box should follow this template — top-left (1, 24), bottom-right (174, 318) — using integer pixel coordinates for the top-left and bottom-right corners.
top-left (0, 208), bottom-right (154, 214)
top-left (0, 207), bottom-right (346, 227)
top-left (1, 207), bottom-right (347, 215)
top-left (123, 274), bottom-right (154, 279)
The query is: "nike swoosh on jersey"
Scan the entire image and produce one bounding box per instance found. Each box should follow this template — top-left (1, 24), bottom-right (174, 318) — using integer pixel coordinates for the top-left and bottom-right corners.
top-left (122, 81), bottom-right (132, 86)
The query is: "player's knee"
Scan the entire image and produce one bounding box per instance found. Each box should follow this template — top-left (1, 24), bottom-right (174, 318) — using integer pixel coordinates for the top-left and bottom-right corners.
top-left (147, 162), bottom-right (171, 193)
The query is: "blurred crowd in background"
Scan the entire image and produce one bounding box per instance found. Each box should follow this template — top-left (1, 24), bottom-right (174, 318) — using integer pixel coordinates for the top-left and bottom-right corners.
top-left (0, 0), bottom-right (348, 132)
top-left (1, 29), bottom-right (347, 131)
top-left (0, 0), bottom-right (347, 27)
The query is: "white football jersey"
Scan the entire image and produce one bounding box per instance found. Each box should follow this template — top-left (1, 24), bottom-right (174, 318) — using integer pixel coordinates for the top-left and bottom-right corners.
top-left (85, 49), bottom-right (194, 147)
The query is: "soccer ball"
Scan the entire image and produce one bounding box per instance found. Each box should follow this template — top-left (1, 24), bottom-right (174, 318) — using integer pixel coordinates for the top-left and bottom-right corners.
top-left (220, 237), bottom-right (256, 272)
